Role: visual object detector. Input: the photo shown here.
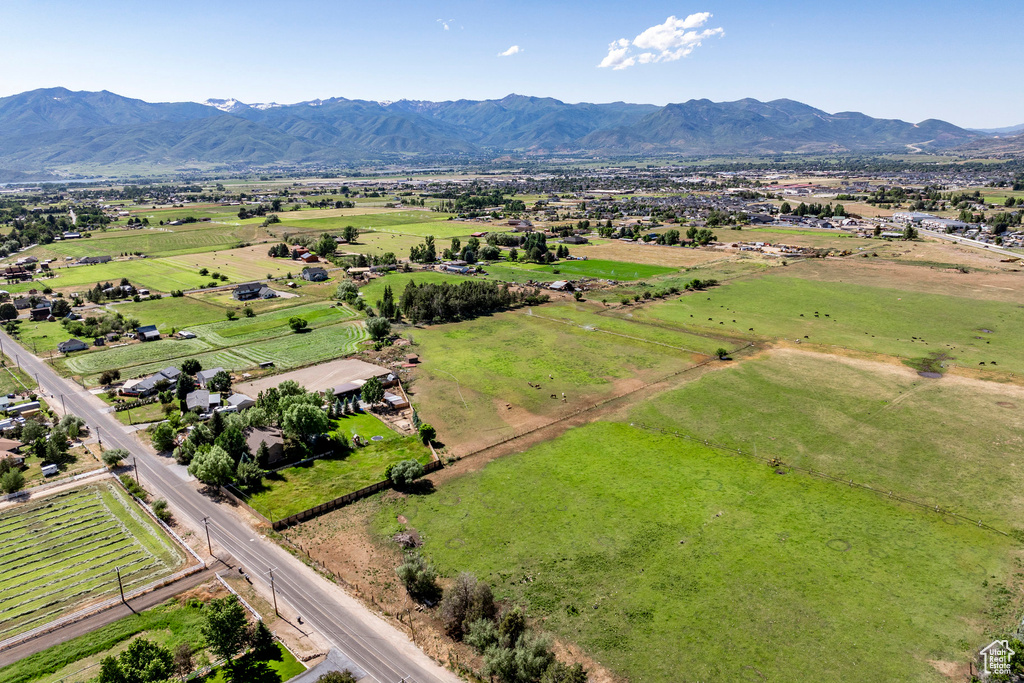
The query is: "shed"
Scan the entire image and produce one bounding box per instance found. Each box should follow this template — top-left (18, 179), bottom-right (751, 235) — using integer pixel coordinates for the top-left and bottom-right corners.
top-left (41, 463), bottom-right (59, 477)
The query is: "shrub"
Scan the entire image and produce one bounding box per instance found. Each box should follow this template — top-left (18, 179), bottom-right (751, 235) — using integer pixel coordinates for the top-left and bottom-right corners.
top-left (102, 448), bottom-right (130, 467)
top-left (119, 474), bottom-right (148, 501)
top-left (288, 316), bottom-right (308, 333)
top-left (152, 498), bottom-right (172, 523)
top-left (418, 423), bottom-right (436, 445)
top-left (395, 552), bottom-right (439, 601)
top-left (387, 460), bottom-right (424, 489)
top-left (316, 671), bottom-right (358, 683)
top-left (99, 369), bottom-right (121, 386)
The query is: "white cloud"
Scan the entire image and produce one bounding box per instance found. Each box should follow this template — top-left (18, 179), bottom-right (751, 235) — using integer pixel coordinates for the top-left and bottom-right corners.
top-left (498, 45), bottom-right (522, 57)
top-left (598, 13), bottom-right (723, 70)
top-left (437, 18), bottom-right (452, 31)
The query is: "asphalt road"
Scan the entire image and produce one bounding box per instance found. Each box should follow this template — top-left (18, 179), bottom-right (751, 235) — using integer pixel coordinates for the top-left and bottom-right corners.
top-left (1, 330), bottom-right (458, 683)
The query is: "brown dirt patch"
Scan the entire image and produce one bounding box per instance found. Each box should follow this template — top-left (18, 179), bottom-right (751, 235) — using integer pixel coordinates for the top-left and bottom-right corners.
top-left (927, 659), bottom-right (970, 679)
top-left (997, 401), bottom-right (1016, 409)
top-left (579, 240), bottom-right (730, 268)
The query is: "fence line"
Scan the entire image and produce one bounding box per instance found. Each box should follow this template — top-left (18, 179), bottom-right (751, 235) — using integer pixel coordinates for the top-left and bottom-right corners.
top-left (216, 572), bottom-right (263, 621)
top-left (0, 466), bottom-right (108, 503)
top-left (451, 342), bottom-right (754, 462)
top-left (631, 422), bottom-right (1009, 537)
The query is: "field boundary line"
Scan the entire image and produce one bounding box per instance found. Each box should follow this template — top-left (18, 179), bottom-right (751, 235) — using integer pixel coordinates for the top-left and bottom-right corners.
top-left (631, 423), bottom-right (1010, 537)
top-left (215, 573), bottom-right (263, 621)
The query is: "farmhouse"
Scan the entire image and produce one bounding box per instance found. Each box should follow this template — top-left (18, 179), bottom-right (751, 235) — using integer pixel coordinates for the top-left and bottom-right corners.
top-left (233, 282), bottom-right (262, 301)
top-left (245, 426), bottom-right (285, 466)
top-left (301, 267), bottom-right (329, 282)
top-left (561, 235), bottom-right (589, 244)
top-left (298, 252), bottom-right (320, 264)
top-left (196, 367), bottom-right (226, 388)
top-left (57, 338), bottom-right (89, 354)
top-left (185, 390), bottom-right (218, 413)
top-left (78, 255), bottom-right (112, 265)
top-left (121, 367), bottom-right (181, 397)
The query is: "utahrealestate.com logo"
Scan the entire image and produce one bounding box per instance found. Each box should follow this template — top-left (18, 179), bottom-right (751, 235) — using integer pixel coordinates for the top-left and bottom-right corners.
top-left (980, 639), bottom-right (1015, 675)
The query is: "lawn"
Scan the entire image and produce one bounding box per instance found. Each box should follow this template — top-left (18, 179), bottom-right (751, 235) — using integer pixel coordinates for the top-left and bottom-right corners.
top-left (200, 643), bottom-right (304, 683)
top-left (408, 308), bottom-right (716, 452)
top-left (38, 258), bottom-right (214, 293)
top-left (629, 274), bottom-right (1024, 373)
top-left (358, 271), bottom-right (469, 304)
top-left (630, 348), bottom-right (1024, 531)
top-left (0, 355), bottom-right (35, 394)
top-left (483, 258), bottom-right (676, 283)
top-left (110, 296), bottom-right (229, 332)
top-left (378, 421), bottom-right (1020, 683)
top-left (243, 413), bottom-right (433, 520)
top-left (0, 483), bottom-right (186, 640)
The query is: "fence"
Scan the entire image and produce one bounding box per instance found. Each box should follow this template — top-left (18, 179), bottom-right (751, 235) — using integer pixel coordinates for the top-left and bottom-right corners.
top-left (631, 422), bottom-right (1010, 537)
top-left (0, 466), bottom-right (108, 503)
top-left (113, 396), bottom-right (159, 412)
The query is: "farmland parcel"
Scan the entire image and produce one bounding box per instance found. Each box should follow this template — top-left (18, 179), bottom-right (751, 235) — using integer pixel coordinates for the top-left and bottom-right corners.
top-left (0, 482), bottom-right (187, 640)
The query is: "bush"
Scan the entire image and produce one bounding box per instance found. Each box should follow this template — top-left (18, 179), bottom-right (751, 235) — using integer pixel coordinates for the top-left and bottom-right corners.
top-left (119, 474), bottom-right (148, 501)
top-left (99, 369), bottom-right (121, 386)
top-left (387, 460), bottom-right (424, 489)
top-left (418, 423), bottom-right (436, 445)
top-left (440, 573), bottom-right (496, 640)
top-left (151, 422), bottom-right (176, 452)
top-left (316, 671), bottom-right (358, 683)
top-left (152, 498), bottom-right (172, 523)
top-left (102, 448), bottom-right (130, 467)
top-left (366, 316), bottom-right (391, 342)
top-left (395, 552), bottom-right (439, 601)
top-left (288, 316), bottom-right (308, 333)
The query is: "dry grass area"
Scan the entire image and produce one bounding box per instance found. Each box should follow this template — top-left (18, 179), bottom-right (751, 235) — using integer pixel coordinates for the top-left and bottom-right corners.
top-left (578, 240), bottom-right (729, 267)
top-left (788, 256), bottom-right (1024, 303)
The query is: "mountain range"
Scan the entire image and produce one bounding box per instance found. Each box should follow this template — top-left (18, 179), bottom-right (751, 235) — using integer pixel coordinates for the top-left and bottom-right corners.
top-left (0, 87), bottom-right (1001, 177)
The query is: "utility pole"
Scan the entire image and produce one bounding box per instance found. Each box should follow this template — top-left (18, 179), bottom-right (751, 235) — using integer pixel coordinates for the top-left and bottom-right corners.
top-left (133, 456), bottom-right (140, 486)
top-left (267, 568), bottom-right (279, 616)
top-left (59, 394), bottom-right (66, 414)
top-left (115, 566), bottom-right (126, 606)
top-left (201, 516), bottom-right (213, 556)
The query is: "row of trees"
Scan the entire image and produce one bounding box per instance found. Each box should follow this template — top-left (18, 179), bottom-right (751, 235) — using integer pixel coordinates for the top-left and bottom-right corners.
top-left (398, 280), bottom-right (548, 324)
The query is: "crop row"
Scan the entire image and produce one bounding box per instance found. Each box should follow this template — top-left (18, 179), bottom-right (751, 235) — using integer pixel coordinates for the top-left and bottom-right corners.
top-left (0, 525), bottom-right (124, 584)
top-left (0, 508), bottom-right (109, 551)
top-left (1, 546), bottom-right (148, 608)
top-left (0, 523), bottom-right (124, 570)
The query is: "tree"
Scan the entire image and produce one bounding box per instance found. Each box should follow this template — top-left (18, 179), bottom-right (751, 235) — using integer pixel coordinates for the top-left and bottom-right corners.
top-left (342, 225), bottom-right (359, 243)
top-left (226, 310), bottom-right (237, 321)
top-left (235, 458), bottom-right (266, 490)
top-left (187, 446), bottom-right (235, 486)
top-left (902, 225), bottom-right (919, 240)
top-left (175, 373), bottom-right (193, 402)
top-left (102, 448), bottom-right (130, 468)
top-left (316, 671), bottom-right (358, 683)
top-left (418, 423), bottom-right (436, 445)
top-left (99, 369), bottom-right (121, 386)
top-left (440, 573), bottom-right (495, 640)
top-left (387, 460), bottom-right (424, 489)
top-left (335, 281), bottom-right (359, 303)
top-left (51, 298), bottom-right (72, 318)
top-left (200, 596), bottom-right (251, 662)
top-left (377, 285), bottom-right (397, 320)
top-left (780, 202), bottom-right (792, 214)
top-left (181, 358), bottom-right (201, 375)
top-left (172, 643), bottom-right (193, 681)
top-left (282, 403), bottom-right (330, 441)
top-left (249, 619), bottom-right (276, 657)
top-left (151, 423), bottom-right (176, 452)
top-left (716, 347), bottom-right (729, 360)
top-left (216, 425), bottom-right (249, 461)
top-left (0, 303), bottom-right (17, 320)
top-left (243, 306), bottom-right (255, 318)
top-left (208, 370), bottom-right (232, 393)
top-left (98, 638), bottom-right (173, 683)
top-left (360, 377), bottom-right (385, 406)
top-left (366, 316), bottom-right (391, 342)
top-left (313, 233), bottom-right (337, 257)
top-left (0, 469), bottom-right (24, 494)
top-left (288, 316), bottom-right (308, 333)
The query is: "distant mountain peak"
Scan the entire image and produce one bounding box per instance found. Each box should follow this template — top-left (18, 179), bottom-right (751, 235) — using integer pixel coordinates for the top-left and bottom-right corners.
top-left (202, 98), bottom-right (249, 113)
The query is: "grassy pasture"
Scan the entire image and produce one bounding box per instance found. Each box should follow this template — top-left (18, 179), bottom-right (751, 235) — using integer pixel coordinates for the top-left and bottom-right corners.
top-left (110, 297), bottom-right (229, 332)
top-left (407, 309), bottom-right (719, 452)
top-left (628, 275), bottom-right (1024, 373)
top-left (485, 258), bottom-right (676, 282)
top-left (26, 224), bottom-right (262, 260)
top-left (630, 349), bottom-right (1024, 530)
top-left (380, 421), bottom-right (1018, 683)
top-left (0, 483), bottom-right (185, 640)
top-left (0, 354), bottom-right (35, 394)
top-left (243, 413), bottom-right (433, 520)
top-left (35, 259), bottom-right (212, 293)
top-left (161, 245), bottom-right (300, 282)
top-left (358, 271), bottom-right (470, 304)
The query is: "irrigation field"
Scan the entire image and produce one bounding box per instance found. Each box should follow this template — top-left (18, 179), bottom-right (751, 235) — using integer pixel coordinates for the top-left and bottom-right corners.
top-left (0, 483), bottom-right (186, 640)
top-left (60, 319), bottom-right (369, 384)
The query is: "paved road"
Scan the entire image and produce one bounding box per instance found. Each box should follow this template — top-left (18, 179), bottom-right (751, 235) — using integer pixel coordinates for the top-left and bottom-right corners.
top-left (1, 330), bottom-right (458, 683)
top-left (0, 568), bottom-right (217, 668)
top-left (918, 228), bottom-right (1022, 259)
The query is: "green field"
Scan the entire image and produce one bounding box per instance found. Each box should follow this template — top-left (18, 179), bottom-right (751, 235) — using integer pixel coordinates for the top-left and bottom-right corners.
top-left (408, 307), bottom-right (722, 450)
top-left (630, 349), bottom-right (1024, 530)
top-left (629, 274), bottom-right (1024, 373)
top-left (26, 223), bottom-right (262, 260)
top-left (379, 421), bottom-right (1017, 683)
top-left (243, 413), bottom-right (433, 520)
top-left (484, 258), bottom-right (676, 283)
top-left (358, 271), bottom-right (469, 304)
top-left (0, 483), bottom-right (186, 640)
top-left (0, 355), bottom-right (35, 394)
top-left (110, 296), bottom-right (229, 331)
top-left (60, 319), bottom-right (368, 383)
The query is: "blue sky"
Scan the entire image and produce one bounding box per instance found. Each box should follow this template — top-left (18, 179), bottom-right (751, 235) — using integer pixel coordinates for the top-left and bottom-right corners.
top-left (1, 0), bottom-right (1020, 128)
